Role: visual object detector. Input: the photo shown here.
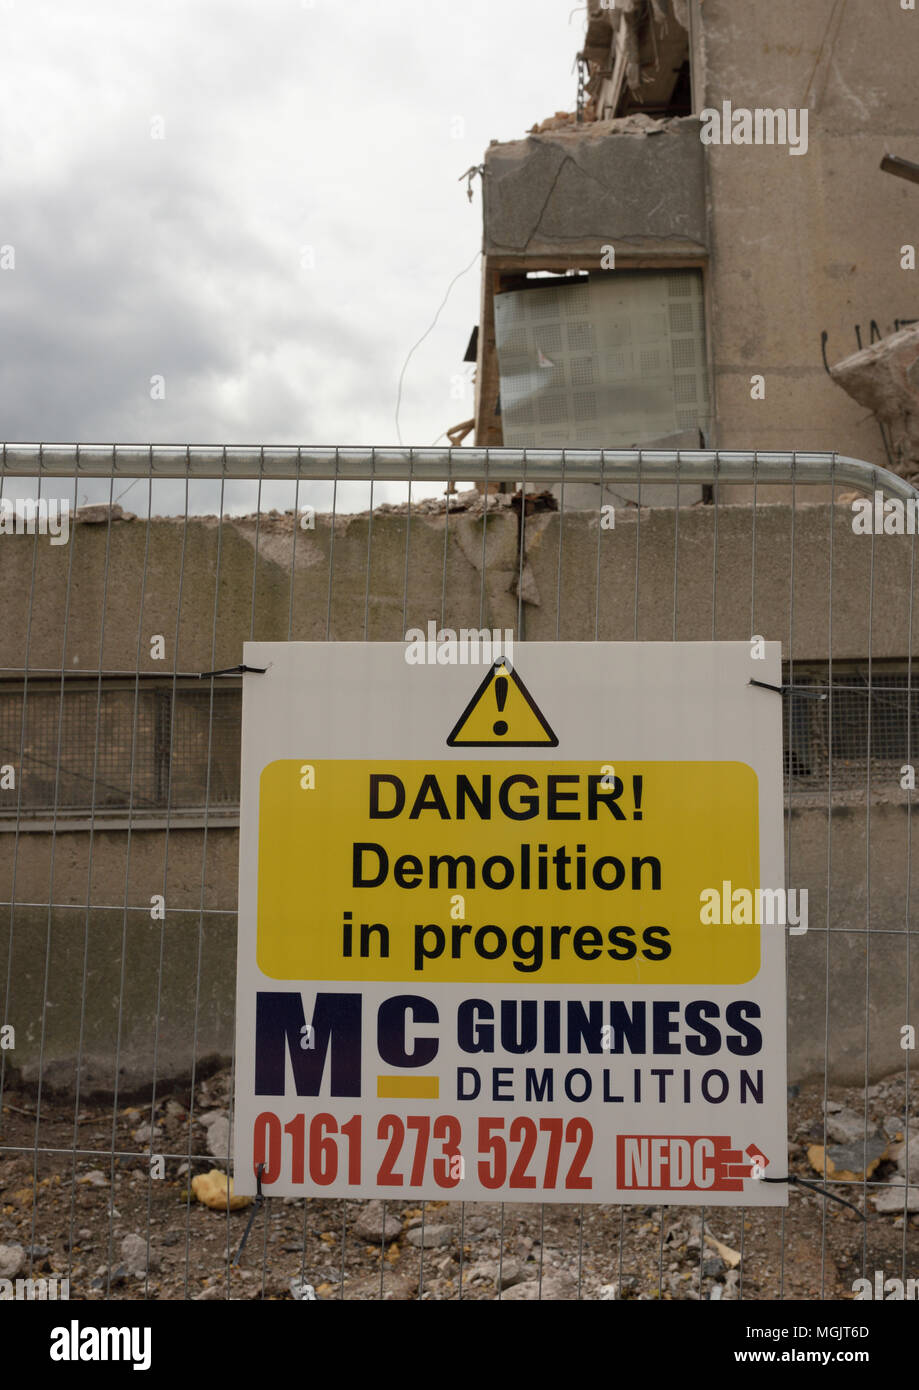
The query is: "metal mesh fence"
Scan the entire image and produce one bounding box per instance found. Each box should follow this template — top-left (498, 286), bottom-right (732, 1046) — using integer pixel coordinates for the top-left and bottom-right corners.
top-left (0, 446), bottom-right (916, 1304)
top-left (1, 664), bottom-right (916, 819)
top-left (0, 684), bottom-right (241, 815)
top-left (786, 667), bottom-right (919, 797)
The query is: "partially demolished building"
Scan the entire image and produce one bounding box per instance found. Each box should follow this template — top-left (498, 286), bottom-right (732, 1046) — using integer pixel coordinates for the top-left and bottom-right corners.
top-left (472, 0), bottom-right (919, 499)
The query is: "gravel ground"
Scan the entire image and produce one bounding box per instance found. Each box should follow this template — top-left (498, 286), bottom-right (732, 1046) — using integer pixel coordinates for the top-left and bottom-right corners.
top-left (1, 1066), bottom-right (917, 1301)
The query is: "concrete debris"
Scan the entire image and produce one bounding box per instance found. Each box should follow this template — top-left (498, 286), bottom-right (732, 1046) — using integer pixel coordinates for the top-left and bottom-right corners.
top-left (74, 504), bottom-right (135, 524)
top-left (829, 324), bottom-right (919, 482)
top-left (197, 1110), bottom-right (225, 1129)
top-left (824, 1108), bottom-right (873, 1145)
top-left (3, 1065), bottom-right (915, 1301)
top-left (205, 1116), bottom-right (232, 1161)
top-left (500, 1269), bottom-right (578, 1301)
top-left (710, 1269), bottom-right (741, 1301)
top-left (132, 1122), bottom-right (162, 1144)
top-left (873, 1184), bottom-right (919, 1214)
top-left (527, 111), bottom-right (677, 142)
top-left (463, 1258), bottom-right (531, 1289)
top-left (528, 104), bottom-right (597, 134)
top-left (193, 1284), bottom-right (226, 1300)
top-left (888, 1131), bottom-right (919, 1182)
top-left (369, 487), bottom-right (513, 519)
top-left (405, 1224), bottom-right (454, 1249)
top-left (353, 1200), bottom-right (402, 1245)
top-left (0, 1244), bottom-right (25, 1279)
top-left (120, 1233), bottom-right (160, 1275)
top-left (78, 1170), bottom-right (108, 1188)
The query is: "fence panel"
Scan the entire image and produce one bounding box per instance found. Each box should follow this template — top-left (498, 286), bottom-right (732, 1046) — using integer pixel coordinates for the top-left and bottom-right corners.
top-left (0, 446), bottom-right (916, 1302)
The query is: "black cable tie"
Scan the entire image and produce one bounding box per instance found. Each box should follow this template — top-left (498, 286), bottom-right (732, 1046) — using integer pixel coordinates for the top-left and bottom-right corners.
top-left (749, 679), bottom-right (827, 700)
top-left (760, 1172), bottom-right (866, 1219)
top-left (232, 1163), bottom-right (266, 1266)
top-left (197, 664), bottom-right (268, 679)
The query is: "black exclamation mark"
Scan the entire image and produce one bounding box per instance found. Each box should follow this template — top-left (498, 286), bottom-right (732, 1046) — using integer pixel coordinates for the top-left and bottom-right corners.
top-left (633, 775), bottom-right (643, 820)
top-left (493, 670), bottom-right (509, 736)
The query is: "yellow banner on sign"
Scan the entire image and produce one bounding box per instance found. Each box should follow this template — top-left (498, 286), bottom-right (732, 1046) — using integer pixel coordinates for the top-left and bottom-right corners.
top-left (257, 760), bottom-right (761, 985)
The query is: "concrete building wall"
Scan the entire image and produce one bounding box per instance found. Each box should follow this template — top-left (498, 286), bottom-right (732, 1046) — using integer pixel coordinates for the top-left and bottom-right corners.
top-left (475, 0), bottom-right (919, 505)
top-left (1, 502), bottom-right (917, 1090)
top-left (696, 0), bottom-right (919, 498)
top-left (482, 116), bottom-right (708, 261)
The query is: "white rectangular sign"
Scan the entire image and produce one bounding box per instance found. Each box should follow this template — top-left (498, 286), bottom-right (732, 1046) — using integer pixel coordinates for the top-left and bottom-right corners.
top-left (234, 641), bottom-right (787, 1205)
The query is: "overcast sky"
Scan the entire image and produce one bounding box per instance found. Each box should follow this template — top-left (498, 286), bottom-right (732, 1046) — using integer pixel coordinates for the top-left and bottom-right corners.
top-left (0, 0), bottom-right (581, 512)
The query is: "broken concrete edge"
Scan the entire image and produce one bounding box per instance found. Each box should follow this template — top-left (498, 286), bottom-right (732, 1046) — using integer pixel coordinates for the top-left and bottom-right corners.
top-left (523, 110), bottom-right (690, 139)
top-left (493, 112), bottom-right (697, 153)
top-left (74, 504), bottom-right (136, 523)
top-left (67, 495), bottom-right (878, 529)
top-left (830, 323), bottom-right (919, 483)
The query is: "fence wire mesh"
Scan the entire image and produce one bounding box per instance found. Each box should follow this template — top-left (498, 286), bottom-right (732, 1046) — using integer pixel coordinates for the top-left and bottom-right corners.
top-left (0, 447), bottom-right (916, 1303)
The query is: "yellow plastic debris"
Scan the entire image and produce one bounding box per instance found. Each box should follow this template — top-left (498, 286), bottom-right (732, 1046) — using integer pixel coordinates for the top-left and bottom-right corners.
top-left (704, 1232), bottom-right (742, 1269)
top-left (191, 1169), bottom-right (252, 1211)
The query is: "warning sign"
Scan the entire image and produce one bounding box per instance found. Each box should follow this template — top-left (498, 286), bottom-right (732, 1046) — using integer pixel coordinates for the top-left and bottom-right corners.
top-left (446, 660), bottom-right (558, 745)
top-left (234, 641), bottom-right (787, 1206)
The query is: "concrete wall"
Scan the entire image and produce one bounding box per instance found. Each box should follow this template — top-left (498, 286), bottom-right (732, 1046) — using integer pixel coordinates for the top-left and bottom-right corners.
top-left (1, 503), bottom-right (917, 1090)
top-left (696, 0), bottom-right (919, 497)
top-left (483, 116), bottom-right (708, 259)
top-left (476, 0), bottom-right (919, 501)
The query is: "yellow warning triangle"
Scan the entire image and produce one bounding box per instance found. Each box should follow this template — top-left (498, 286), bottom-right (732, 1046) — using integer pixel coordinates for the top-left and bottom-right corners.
top-left (447, 660), bottom-right (558, 747)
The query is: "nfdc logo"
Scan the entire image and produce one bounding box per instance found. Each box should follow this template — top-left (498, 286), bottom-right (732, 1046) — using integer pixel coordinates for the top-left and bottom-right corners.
top-left (616, 1135), bottom-right (768, 1192)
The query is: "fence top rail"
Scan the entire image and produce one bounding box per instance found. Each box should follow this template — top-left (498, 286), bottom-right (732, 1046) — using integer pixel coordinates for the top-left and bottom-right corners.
top-left (0, 445), bottom-right (914, 497)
